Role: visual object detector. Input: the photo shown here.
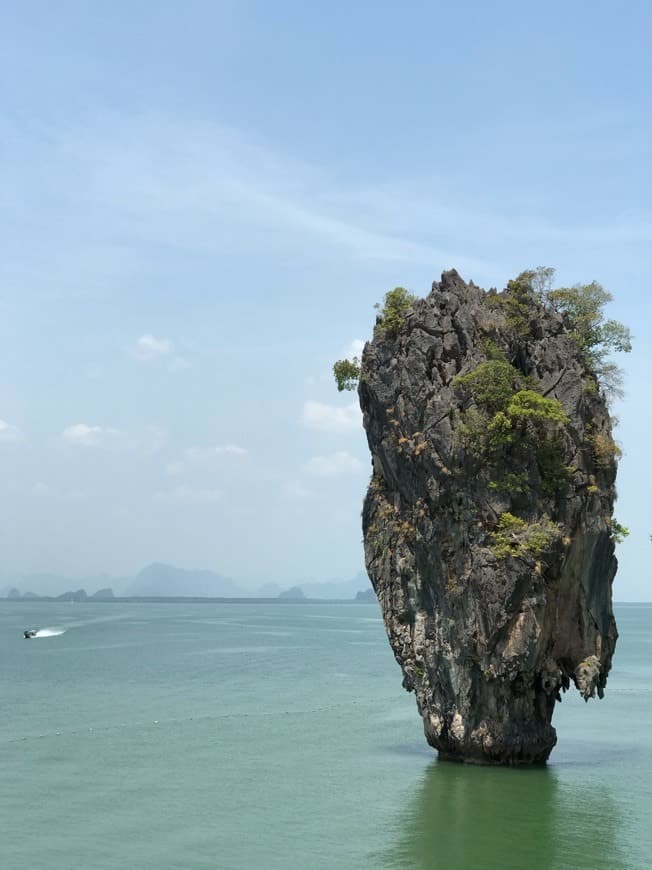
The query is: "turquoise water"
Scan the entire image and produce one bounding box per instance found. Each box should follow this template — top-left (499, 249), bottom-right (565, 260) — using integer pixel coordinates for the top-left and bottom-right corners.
top-left (1, 601), bottom-right (651, 869)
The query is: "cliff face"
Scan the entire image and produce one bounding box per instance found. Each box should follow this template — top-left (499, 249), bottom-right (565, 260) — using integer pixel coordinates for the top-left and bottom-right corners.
top-left (360, 271), bottom-right (619, 765)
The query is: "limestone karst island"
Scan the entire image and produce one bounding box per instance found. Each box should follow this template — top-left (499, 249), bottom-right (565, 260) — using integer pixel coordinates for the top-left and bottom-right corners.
top-left (335, 268), bottom-right (631, 765)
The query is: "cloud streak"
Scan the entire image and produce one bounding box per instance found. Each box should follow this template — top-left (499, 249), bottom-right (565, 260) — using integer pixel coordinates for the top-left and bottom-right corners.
top-left (62, 423), bottom-right (116, 447)
top-left (0, 114), bottom-right (497, 287)
top-left (0, 419), bottom-right (22, 442)
top-left (301, 400), bottom-right (362, 433)
top-left (302, 451), bottom-right (364, 477)
top-left (155, 485), bottom-right (223, 504)
top-left (61, 423), bottom-right (166, 450)
top-left (7, 111), bottom-right (652, 317)
top-left (133, 333), bottom-right (174, 360)
top-left (165, 444), bottom-right (248, 475)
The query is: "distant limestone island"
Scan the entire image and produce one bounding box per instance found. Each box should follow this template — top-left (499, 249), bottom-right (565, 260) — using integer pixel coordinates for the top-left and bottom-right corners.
top-left (276, 581), bottom-right (377, 602)
top-left (0, 564), bottom-right (374, 602)
top-left (59, 588), bottom-right (115, 601)
top-left (278, 586), bottom-right (306, 600)
top-left (354, 587), bottom-right (377, 602)
top-left (4, 586), bottom-right (115, 601)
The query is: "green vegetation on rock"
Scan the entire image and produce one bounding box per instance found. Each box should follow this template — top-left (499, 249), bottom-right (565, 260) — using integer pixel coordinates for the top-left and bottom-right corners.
top-left (489, 512), bottom-right (558, 560)
top-left (490, 267), bottom-right (631, 399)
top-left (547, 280), bottom-right (631, 401)
top-left (333, 357), bottom-right (361, 392)
top-left (588, 431), bottom-right (622, 469)
top-left (486, 266), bottom-right (553, 335)
top-left (610, 519), bottom-right (629, 544)
top-left (375, 287), bottom-right (415, 337)
top-left (358, 267), bottom-right (624, 764)
top-left (455, 359), bottom-right (522, 414)
top-left (546, 281), bottom-right (632, 368)
top-left (488, 471), bottom-right (529, 494)
top-left (455, 356), bottom-right (570, 492)
top-left (505, 390), bottom-right (569, 427)
top-left (486, 268), bottom-right (631, 401)
top-left (333, 286), bottom-right (416, 391)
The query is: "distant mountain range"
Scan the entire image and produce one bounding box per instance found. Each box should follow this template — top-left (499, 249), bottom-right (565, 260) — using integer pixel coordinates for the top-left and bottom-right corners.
top-left (277, 571), bottom-right (371, 600)
top-left (0, 564), bottom-right (371, 601)
top-left (126, 563), bottom-right (241, 598)
top-left (4, 586), bottom-right (115, 601)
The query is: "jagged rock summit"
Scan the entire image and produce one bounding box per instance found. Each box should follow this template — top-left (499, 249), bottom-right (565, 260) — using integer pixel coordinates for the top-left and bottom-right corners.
top-left (360, 270), bottom-right (620, 764)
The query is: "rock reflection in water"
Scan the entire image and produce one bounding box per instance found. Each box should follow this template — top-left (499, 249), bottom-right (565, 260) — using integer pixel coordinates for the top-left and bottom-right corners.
top-left (381, 760), bottom-right (625, 870)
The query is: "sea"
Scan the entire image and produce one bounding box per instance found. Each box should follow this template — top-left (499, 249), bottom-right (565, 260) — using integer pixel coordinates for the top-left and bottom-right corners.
top-left (1, 600), bottom-right (651, 870)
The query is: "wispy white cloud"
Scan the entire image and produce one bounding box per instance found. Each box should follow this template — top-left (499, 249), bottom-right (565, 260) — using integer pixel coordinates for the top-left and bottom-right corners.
top-left (62, 423), bottom-right (115, 447)
top-left (6, 112), bottom-right (652, 320)
top-left (133, 333), bottom-right (174, 360)
top-left (155, 485), bottom-right (223, 504)
top-left (343, 339), bottom-right (365, 359)
top-left (0, 114), bottom-right (497, 287)
top-left (302, 400), bottom-right (362, 433)
top-left (30, 481), bottom-right (90, 500)
top-left (165, 444), bottom-right (248, 475)
top-left (214, 444), bottom-right (248, 456)
top-left (280, 479), bottom-right (315, 500)
top-left (0, 419), bottom-right (22, 442)
top-left (302, 451), bottom-right (364, 477)
top-left (62, 423), bottom-right (166, 450)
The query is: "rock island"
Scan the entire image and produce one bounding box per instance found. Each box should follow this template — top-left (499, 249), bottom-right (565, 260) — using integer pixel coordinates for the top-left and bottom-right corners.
top-left (340, 269), bottom-right (630, 764)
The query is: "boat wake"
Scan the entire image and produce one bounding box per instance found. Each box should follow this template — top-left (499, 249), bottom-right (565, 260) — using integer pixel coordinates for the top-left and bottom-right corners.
top-left (34, 627), bottom-right (65, 638)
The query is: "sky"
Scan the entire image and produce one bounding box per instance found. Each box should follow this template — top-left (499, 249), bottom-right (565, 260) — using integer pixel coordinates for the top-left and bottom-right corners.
top-left (1, 1), bottom-right (651, 598)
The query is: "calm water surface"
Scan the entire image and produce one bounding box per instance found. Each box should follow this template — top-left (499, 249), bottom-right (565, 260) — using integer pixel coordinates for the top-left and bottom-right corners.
top-left (1, 601), bottom-right (650, 869)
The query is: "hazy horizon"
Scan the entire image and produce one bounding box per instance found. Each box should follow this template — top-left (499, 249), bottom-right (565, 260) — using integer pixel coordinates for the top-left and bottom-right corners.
top-left (0, 562), bottom-right (371, 598)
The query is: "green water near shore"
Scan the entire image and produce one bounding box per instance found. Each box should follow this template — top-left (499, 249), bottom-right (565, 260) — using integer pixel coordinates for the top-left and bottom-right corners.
top-left (1, 601), bottom-right (650, 869)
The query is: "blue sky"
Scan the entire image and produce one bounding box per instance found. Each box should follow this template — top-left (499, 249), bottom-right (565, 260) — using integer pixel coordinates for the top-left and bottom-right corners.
top-left (1, 1), bottom-right (651, 597)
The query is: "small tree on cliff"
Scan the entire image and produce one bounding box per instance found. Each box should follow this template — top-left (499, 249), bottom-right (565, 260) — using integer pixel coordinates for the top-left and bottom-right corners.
top-left (333, 357), bottom-right (361, 392)
top-left (504, 268), bottom-right (631, 400)
top-left (333, 272), bottom-right (631, 399)
top-left (333, 287), bottom-right (415, 391)
top-left (545, 280), bottom-right (631, 397)
top-left (374, 287), bottom-right (416, 337)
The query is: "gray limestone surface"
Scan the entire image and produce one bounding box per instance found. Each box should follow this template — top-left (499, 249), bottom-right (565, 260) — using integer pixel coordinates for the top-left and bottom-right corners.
top-left (360, 270), bottom-right (619, 764)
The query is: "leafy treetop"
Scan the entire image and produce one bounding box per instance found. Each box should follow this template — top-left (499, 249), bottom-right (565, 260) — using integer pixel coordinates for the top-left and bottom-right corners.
top-left (333, 286), bottom-right (416, 391)
top-left (494, 267), bottom-right (631, 400)
top-left (374, 287), bottom-right (415, 337)
top-left (455, 359), bottom-right (522, 415)
top-left (333, 357), bottom-right (361, 392)
top-left (332, 268), bottom-right (631, 401)
top-left (489, 512), bottom-right (558, 560)
top-left (546, 280), bottom-right (632, 369)
top-left (610, 519), bottom-right (629, 545)
top-left (504, 390), bottom-right (570, 427)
